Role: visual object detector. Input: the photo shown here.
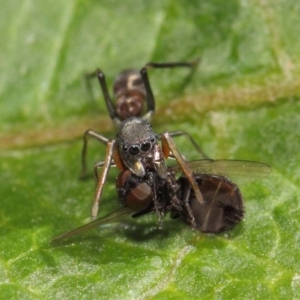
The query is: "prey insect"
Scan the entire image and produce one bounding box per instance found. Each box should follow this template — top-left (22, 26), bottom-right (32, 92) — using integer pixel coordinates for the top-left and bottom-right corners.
top-left (170, 160), bottom-right (271, 233)
top-left (113, 159), bottom-right (271, 233)
top-left (80, 59), bottom-right (208, 179)
top-left (51, 159), bottom-right (271, 243)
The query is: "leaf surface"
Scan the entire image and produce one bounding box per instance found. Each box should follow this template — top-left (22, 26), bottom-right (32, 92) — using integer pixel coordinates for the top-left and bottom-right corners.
top-left (0, 1), bottom-right (299, 299)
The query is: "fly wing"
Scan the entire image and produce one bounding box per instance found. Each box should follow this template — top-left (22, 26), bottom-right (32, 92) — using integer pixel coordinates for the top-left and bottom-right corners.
top-left (50, 207), bottom-right (133, 244)
top-left (170, 159), bottom-right (271, 181)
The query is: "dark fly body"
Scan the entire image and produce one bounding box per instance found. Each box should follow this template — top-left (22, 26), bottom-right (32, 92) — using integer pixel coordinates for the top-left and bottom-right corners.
top-left (51, 158), bottom-right (271, 243)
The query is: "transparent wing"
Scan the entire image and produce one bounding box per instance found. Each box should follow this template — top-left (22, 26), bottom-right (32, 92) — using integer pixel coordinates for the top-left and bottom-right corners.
top-left (50, 207), bottom-right (132, 244)
top-left (170, 159), bottom-right (271, 181)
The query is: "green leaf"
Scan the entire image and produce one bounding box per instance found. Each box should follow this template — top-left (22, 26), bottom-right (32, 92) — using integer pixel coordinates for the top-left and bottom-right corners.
top-left (1, 0), bottom-right (300, 299)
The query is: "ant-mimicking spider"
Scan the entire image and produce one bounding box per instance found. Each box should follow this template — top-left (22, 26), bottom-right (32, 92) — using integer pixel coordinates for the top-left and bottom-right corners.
top-left (80, 59), bottom-right (208, 179)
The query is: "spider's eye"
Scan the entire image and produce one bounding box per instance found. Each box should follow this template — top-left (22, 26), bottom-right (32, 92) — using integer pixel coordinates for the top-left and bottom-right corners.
top-left (129, 145), bottom-right (140, 155)
top-left (141, 141), bottom-right (151, 152)
top-left (122, 145), bottom-right (128, 152)
top-left (150, 137), bottom-right (155, 143)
